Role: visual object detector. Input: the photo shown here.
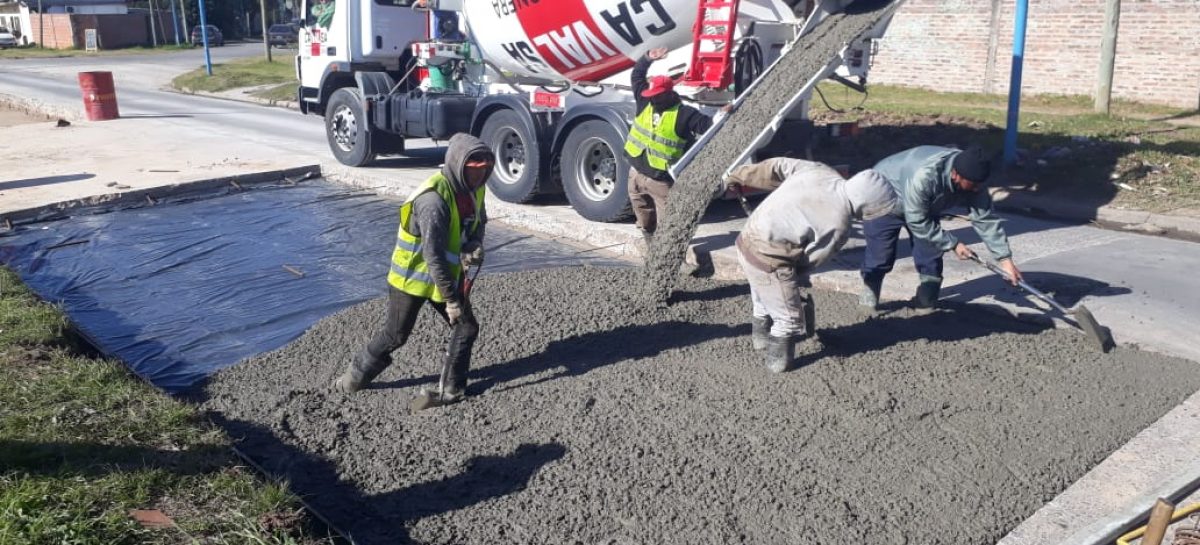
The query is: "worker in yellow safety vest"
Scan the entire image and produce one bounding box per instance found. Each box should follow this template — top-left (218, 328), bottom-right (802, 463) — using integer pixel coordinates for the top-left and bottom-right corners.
top-left (334, 133), bottom-right (493, 408)
top-left (624, 47), bottom-right (715, 246)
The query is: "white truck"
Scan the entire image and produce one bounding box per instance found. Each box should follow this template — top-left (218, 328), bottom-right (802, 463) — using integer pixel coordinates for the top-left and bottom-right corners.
top-left (295, 0), bottom-right (896, 221)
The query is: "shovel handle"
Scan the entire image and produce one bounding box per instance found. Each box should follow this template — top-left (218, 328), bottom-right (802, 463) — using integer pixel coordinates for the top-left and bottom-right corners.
top-left (970, 256), bottom-right (1071, 315)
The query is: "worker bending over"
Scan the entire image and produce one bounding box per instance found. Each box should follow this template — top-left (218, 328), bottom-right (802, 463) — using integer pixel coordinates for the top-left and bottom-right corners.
top-left (860, 145), bottom-right (1022, 311)
top-left (624, 47), bottom-right (714, 246)
top-left (334, 133), bottom-right (492, 408)
top-left (730, 158), bottom-right (898, 373)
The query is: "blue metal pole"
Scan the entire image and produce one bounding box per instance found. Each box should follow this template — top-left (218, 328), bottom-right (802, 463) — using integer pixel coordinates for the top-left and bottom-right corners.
top-left (197, 0), bottom-right (213, 75)
top-left (1003, 0), bottom-right (1029, 165)
top-left (169, 0), bottom-right (181, 46)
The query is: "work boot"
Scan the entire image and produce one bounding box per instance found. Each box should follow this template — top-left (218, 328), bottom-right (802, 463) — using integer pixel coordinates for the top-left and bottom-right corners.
top-left (409, 382), bottom-right (466, 412)
top-left (751, 316), bottom-right (771, 351)
top-left (332, 350), bottom-right (391, 394)
top-left (640, 228), bottom-right (655, 249)
top-left (914, 275), bottom-right (943, 309)
top-left (765, 334), bottom-right (798, 374)
top-left (859, 277), bottom-right (883, 312)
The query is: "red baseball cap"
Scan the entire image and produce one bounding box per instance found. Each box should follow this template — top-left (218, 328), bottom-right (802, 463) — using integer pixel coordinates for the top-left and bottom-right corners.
top-left (641, 75), bottom-right (676, 98)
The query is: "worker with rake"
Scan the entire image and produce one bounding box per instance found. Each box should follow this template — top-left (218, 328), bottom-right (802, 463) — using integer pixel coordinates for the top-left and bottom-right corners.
top-left (334, 134), bottom-right (492, 410)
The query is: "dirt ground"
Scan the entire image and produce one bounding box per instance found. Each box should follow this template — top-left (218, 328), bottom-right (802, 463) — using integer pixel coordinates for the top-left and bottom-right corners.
top-left (199, 268), bottom-right (1200, 545)
top-left (0, 107), bottom-right (43, 128)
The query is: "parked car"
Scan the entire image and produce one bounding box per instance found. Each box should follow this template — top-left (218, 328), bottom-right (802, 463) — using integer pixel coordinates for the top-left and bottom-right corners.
top-left (267, 24), bottom-right (298, 48)
top-left (190, 25), bottom-right (224, 47)
top-left (0, 29), bottom-right (18, 48)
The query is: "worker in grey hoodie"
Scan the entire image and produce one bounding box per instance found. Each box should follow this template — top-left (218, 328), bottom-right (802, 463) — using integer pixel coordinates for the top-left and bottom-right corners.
top-left (334, 133), bottom-right (492, 409)
top-left (729, 158), bottom-right (898, 373)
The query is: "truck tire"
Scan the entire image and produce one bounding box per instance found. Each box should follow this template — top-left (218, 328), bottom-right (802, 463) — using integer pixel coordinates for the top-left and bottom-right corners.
top-left (325, 87), bottom-right (375, 167)
top-left (560, 119), bottom-right (632, 222)
top-left (480, 109), bottom-right (540, 203)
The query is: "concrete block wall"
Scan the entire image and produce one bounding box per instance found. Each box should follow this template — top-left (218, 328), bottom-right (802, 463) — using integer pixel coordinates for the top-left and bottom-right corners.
top-left (870, 0), bottom-right (1200, 109)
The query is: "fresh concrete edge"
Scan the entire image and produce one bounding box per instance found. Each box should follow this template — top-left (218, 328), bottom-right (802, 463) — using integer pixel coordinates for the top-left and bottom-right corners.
top-left (0, 91), bottom-right (82, 122)
top-left (0, 166), bottom-right (321, 228)
top-left (998, 389), bottom-right (1200, 545)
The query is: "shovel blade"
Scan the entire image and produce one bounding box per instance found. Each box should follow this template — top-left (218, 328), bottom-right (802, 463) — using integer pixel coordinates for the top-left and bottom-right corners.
top-left (1072, 305), bottom-right (1115, 353)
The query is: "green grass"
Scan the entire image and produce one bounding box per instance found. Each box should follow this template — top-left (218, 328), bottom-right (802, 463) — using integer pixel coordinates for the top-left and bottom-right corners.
top-left (0, 267), bottom-right (333, 545)
top-left (172, 57), bottom-right (297, 94)
top-left (0, 44), bottom-right (193, 59)
top-left (811, 83), bottom-right (1200, 213)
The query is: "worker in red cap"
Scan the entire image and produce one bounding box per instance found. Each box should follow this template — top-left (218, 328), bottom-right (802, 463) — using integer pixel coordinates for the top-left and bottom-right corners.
top-left (623, 47), bottom-right (715, 247)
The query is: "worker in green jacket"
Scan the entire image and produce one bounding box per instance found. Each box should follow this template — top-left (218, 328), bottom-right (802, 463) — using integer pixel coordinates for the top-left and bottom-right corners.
top-left (334, 133), bottom-right (492, 408)
top-left (860, 145), bottom-right (1023, 310)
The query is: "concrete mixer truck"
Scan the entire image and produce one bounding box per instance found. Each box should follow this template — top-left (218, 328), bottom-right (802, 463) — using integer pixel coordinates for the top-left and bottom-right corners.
top-left (295, 0), bottom-right (900, 221)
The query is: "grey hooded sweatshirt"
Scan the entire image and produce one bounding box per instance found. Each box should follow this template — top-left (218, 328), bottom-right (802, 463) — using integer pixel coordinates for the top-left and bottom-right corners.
top-left (406, 133), bottom-right (492, 304)
top-left (732, 158), bottom-right (897, 272)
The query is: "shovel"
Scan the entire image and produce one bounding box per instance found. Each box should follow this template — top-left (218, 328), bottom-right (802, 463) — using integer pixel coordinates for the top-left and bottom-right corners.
top-left (969, 255), bottom-right (1115, 352)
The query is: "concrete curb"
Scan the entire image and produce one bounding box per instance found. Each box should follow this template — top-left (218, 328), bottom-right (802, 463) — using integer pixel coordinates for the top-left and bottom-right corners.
top-left (0, 92), bottom-right (82, 122)
top-left (165, 87), bottom-right (301, 111)
top-left (0, 165), bottom-right (321, 229)
top-left (991, 187), bottom-right (1200, 241)
top-left (319, 161), bottom-right (648, 261)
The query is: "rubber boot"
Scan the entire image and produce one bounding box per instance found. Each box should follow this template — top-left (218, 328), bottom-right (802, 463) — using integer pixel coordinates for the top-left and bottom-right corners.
top-left (914, 275), bottom-right (943, 309)
top-left (765, 334), bottom-right (797, 374)
top-left (332, 350), bottom-right (392, 394)
top-left (751, 316), bottom-right (771, 351)
top-left (859, 277), bottom-right (883, 312)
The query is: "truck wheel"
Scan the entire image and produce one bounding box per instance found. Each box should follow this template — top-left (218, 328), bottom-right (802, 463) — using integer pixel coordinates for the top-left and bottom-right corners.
top-left (325, 87), bottom-right (375, 167)
top-left (480, 109), bottom-right (540, 203)
top-left (561, 120), bottom-right (632, 222)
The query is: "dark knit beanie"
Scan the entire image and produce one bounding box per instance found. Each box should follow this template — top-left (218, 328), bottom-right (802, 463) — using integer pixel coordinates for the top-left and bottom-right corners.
top-left (952, 146), bottom-right (992, 185)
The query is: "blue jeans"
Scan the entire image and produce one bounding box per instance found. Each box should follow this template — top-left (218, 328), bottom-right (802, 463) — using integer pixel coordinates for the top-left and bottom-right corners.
top-left (860, 214), bottom-right (944, 284)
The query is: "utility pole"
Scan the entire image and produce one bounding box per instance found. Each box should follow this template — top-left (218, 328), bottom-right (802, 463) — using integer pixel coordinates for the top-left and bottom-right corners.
top-left (180, 0), bottom-right (189, 43)
top-left (37, 0), bottom-right (43, 48)
top-left (197, 0), bottom-right (213, 74)
top-left (169, 0), bottom-right (181, 45)
top-left (260, 0), bottom-right (272, 61)
top-left (1002, 0), bottom-right (1029, 165)
top-left (148, 0), bottom-right (160, 47)
top-left (1094, 0), bottom-right (1121, 114)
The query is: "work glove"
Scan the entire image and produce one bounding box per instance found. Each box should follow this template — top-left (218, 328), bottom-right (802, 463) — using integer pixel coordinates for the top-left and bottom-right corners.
top-left (445, 300), bottom-right (463, 326)
top-left (461, 240), bottom-right (484, 268)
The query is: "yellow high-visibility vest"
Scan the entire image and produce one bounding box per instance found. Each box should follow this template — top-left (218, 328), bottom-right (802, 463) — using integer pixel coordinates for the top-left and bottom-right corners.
top-left (624, 104), bottom-right (686, 171)
top-left (387, 172), bottom-right (485, 302)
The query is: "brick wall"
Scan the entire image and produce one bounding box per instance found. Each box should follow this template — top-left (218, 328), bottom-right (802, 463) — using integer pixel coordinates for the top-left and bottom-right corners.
top-left (29, 12), bottom-right (176, 49)
top-left (870, 0), bottom-right (1200, 109)
top-left (73, 13), bottom-right (178, 49)
top-left (27, 13), bottom-right (74, 48)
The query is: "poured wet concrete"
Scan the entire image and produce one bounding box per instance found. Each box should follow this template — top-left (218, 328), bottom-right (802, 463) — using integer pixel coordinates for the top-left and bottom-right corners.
top-left (643, 7), bottom-right (896, 303)
top-left (200, 268), bottom-right (1200, 545)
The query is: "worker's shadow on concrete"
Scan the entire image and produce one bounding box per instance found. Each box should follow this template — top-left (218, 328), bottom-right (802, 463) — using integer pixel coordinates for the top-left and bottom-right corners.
top-left (468, 321), bottom-right (744, 395)
top-left (208, 412), bottom-right (565, 544)
top-left (0, 172), bottom-right (94, 190)
top-left (939, 271), bottom-right (1131, 331)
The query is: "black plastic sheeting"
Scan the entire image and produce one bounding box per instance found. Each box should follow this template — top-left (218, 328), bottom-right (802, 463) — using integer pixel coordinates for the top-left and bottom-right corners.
top-left (0, 181), bottom-right (623, 393)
